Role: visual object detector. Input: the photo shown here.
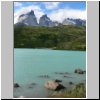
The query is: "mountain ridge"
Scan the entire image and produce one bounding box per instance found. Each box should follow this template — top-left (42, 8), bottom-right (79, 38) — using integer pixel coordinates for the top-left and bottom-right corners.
top-left (15, 10), bottom-right (86, 27)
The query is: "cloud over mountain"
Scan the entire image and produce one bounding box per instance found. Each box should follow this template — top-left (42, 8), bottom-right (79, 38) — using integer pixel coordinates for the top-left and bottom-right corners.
top-left (14, 2), bottom-right (86, 24)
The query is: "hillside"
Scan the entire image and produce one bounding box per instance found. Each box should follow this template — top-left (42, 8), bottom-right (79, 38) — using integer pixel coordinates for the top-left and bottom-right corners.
top-left (14, 25), bottom-right (86, 51)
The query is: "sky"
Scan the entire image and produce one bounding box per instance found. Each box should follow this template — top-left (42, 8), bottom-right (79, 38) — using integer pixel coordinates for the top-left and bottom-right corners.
top-left (14, 1), bottom-right (86, 24)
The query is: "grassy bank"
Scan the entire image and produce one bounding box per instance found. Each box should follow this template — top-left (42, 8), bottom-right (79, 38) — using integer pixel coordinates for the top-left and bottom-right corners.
top-left (14, 25), bottom-right (86, 51)
top-left (48, 83), bottom-right (86, 98)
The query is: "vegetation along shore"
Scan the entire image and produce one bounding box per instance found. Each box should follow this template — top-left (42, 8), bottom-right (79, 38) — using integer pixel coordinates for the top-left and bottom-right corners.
top-left (14, 25), bottom-right (86, 51)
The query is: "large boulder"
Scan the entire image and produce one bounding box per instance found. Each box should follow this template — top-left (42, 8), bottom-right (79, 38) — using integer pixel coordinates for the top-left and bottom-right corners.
top-left (44, 80), bottom-right (65, 91)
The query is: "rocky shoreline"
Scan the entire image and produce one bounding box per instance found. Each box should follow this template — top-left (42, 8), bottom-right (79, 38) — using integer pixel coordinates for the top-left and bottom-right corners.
top-left (48, 83), bottom-right (86, 98)
top-left (14, 68), bottom-right (86, 98)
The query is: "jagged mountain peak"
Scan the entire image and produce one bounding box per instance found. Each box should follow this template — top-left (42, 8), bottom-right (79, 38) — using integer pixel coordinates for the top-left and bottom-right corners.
top-left (41, 14), bottom-right (48, 18)
top-left (40, 14), bottom-right (50, 20)
top-left (15, 10), bottom-right (86, 27)
top-left (27, 10), bottom-right (35, 15)
top-left (19, 14), bottom-right (25, 18)
top-left (39, 14), bottom-right (54, 27)
top-left (62, 18), bottom-right (86, 26)
top-left (17, 10), bottom-right (38, 26)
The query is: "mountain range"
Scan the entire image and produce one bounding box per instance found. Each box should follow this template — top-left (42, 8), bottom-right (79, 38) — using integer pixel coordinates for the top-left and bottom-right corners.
top-left (15, 10), bottom-right (86, 27)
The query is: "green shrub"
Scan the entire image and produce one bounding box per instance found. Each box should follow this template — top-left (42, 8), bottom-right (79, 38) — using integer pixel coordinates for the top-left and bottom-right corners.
top-left (14, 25), bottom-right (86, 51)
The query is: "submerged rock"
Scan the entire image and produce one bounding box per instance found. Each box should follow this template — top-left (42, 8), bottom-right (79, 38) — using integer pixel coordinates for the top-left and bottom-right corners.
top-left (64, 72), bottom-right (70, 74)
top-left (28, 83), bottom-right (37, 88)
top-left (54, 72), bottom-right (70, 75)
top-left (55, 79), bottom-right (62, 83)
top-left (28, 86), bottom-right (33, 89)
top-left (14, 83), bottom-right (20, 88)
top-left (63, 75), bottom-right (73, 78)
top-left (38, 75), bottom-right (50, 78)
top-left (44, 80), bottom-right (65, 91)
top-left (83, 71), bottom-right (86, 74)
top-left (74, 68), bottom-right (85, 74)
top-left (31, 83), bottom-right (37, 85)
top-left (69, 82), bottom-right (74, 85)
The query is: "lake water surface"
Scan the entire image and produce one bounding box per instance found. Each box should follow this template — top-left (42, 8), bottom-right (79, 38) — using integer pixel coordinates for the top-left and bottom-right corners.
top-left (14, 48), bottom-right (86, 98)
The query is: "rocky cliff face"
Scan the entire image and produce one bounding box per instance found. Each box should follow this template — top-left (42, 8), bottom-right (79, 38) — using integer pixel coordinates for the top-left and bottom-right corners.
top-left (17, 10), bottom-right (38, 26)
top-left (39, 14), bottom-right (54, 27)
top-left (62, 18), bottom-right (86, 26)
top-left (62, 18), bottom-right (76, 25)
top-left (15, 10), bottom-right (86, 27)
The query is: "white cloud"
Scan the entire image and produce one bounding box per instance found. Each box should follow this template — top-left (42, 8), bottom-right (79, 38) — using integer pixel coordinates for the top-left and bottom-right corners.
top-left (14, 5), bottom-right (44, 24)
top-left (48, 8), bottom-right (86, 23)
top-left (43, 2), bottom-right (60, 10)
top-left (14, 2), bottom-right (22, 7)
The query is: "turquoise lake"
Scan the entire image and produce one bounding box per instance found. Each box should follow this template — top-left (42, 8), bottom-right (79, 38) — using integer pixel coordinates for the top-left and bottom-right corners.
top-left (14, 48), bottom-right (86, 98)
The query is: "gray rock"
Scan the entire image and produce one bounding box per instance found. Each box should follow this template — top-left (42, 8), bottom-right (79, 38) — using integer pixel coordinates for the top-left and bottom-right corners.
top-left (54, 72), bottom-right (70, 75)
top-left (44, 80), bottom-right (65, 91)
top-left (63, 75), bottom-right (73, 78)
top-left (28, 86), bottom-right (33, 88)
top-left (14, 83), bottom-right (20, 88)
top-left (31, 83), bottom-right (37, 85)
top-left (55, 79), bottom-right (62, 83)
top-left (55, 84), bottom-right (65, 91)
top-left (74, 68), bottom-right (85, 74)
top-left (69, 81), bottom-right (74, 85)
top-left (38, 75), bottom-right (50, 78)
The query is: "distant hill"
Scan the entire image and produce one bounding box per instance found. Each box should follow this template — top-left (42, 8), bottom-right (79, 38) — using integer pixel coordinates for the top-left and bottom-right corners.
top-left (14, 25), bottom-right (86, 51)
